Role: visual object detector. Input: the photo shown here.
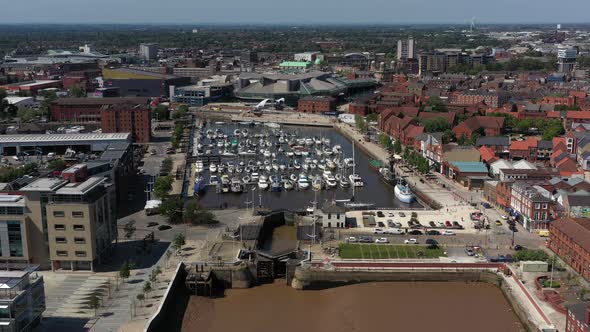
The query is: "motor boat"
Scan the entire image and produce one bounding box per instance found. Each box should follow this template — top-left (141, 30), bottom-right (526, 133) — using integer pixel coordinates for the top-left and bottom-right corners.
top-left (394, 179), bottom-right (414, 203)
top-left (312, 176), bottom-right (322, 191)
top-left (258, 175), bottom-right (269, 190)
top-left (221, 175), bottom-right (231, 193)
top-left (231, 177), bottom-right (243, 193)
top-left (339, 177), bottom-right (350, 188)
top-left (242, 175), bottom-right (251, 184)
top-left (209, 175), bottom-right (220, 186)
top-left (251, 172), bottom-right (260, 183)
top-left (194, 176), bottom-right (206, 195)
top-left (297, 174), bottom-right (310, 190)
top-left (270, 175), bottom-right (281, 192)
top-left (349, 174), bottom-right (364, 187)
top-left (283, 180), bottom-right (294, 190)
top-left (344, 158), bottom-right (355, 168)
top-left (325, 176), bottom-right (338, 189)
top-left (290, 173), bottom-right (298, 182)
top-left (209, 163), bottom-right (217, 173)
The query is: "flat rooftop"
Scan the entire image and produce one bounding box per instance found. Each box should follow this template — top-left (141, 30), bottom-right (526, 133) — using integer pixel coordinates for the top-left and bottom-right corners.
top-left (20, 178), bottom-right (67, 192)
top-left (0, 133), bottom-right (131, 144)
top-left (55, 177), bottom-right (106, 195)
top-left (0, 195), bottom-right (26, 207)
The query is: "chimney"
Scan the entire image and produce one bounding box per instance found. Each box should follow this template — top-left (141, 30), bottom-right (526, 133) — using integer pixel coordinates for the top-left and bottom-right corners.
top-left (586, 303), bottom-right (590, 325)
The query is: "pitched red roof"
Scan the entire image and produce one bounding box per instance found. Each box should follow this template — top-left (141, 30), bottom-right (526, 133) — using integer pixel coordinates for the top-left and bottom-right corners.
top-left (418, 112), bottom-right (457, 125)
top-left (510, 137), bottom-right (539, 151)
top-left (404, 124), bottom-right (424, 138)
top-left (478, 146), bottom-right (496, 163)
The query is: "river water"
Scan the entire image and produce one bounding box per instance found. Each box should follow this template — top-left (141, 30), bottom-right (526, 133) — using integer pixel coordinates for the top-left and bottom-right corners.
top-left (195, 123), bottom-right (423, 210)
top-left (181, 281), bottom-right (525, 332)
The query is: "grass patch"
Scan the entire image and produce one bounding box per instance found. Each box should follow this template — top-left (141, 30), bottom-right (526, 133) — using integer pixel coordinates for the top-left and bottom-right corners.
top-left (339, 244), bottom-right (446, 259)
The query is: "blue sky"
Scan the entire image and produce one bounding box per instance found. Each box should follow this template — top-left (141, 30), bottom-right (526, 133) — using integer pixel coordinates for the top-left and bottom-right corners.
top-left (5, 0), bottom-right (590, 24)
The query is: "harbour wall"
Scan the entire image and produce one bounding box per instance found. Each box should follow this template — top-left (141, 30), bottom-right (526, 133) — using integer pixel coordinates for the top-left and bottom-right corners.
top-left (144, 262), bottom-right (189, 332)
top-left (291, 265), bottom-right (547, 332)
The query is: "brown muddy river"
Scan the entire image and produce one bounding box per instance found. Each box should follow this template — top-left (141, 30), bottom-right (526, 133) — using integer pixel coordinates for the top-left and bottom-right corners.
top-left (181, 281), bottom-right (525, 332)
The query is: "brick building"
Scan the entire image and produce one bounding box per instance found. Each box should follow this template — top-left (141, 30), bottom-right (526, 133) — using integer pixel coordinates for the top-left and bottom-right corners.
top-left (297, 96), bottom-right (335, 113)
top-left (451, 90), bottom-right (510, 108)
top-left (549, 217), bottom-right (590, 282)
top-left (452, 116), bottom-right (505, 140)
top-left (511, 181), bottom-right (553, 231)
top-left (101, 103), bottom-right (151, 143)
top-left (50, 97), bottom-right (149, 122)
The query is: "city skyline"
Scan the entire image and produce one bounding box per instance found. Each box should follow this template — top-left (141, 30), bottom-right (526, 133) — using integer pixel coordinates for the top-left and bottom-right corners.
top-left (5, 0), bottom-right (590, 25)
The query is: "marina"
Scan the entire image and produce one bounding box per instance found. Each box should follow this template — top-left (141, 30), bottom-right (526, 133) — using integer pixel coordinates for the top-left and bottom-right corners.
top-left (190, 121), bottom-right (423, 210)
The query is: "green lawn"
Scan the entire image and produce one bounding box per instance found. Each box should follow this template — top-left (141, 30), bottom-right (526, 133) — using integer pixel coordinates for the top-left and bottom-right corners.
top-left (339, 244), bottom-right (446, 259)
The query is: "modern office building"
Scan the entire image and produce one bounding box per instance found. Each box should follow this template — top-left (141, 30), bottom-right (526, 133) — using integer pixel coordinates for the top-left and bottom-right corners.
top-left (0, 196), bottom-right (31, 265)
top-left (171, 82), bottom-right (234, 106)
top-left (418, 51), bottom-right (448, 75)
top-left (18, 175), bottom-right (117, 271)
top-left (139, 43), bottom-right (158, 61)
top-left (0, 133), bottom-right (131, 156)
top-left (557, 47), bottom-right (577, 73)
top-left (397, 38), bottom-right (415, 60)
top-left (0, 265), bottom-right (45, 332)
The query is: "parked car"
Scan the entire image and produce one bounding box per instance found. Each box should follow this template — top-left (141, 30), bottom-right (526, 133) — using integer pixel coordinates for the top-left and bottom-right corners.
top-left (445, 221), bottom-right (452, 228)
top-left (501, 215), bottom-right (509, 220)
top-left (404, 238), bottom-right (418, 244)
top-left (465, 247), bottom-right (475, 256)
top-left (482, 202), bottom-right (491, 209)
top-left (387, 228), bottom-right (404, 235)
top-left (409, 230), bottom-right (423, 235)
top-left (377, 211), bottom-right (385, 218)
top-left (387, 212), bottom-right (395, 217)
top-left (399, 212), bottom-right (406, 217)
top-left (495, 220), bottom-right (502, 226)
top-left (425, 239), bottom-right (438, 245)
top-left (157, 225), bottom-right (172, 231)
top-left (359, 236), bottom-right (373, 243)
top-left (346, 236), bottom-right (358, 243)
top-left (373, 228), bottom-right (385, 234)
top-left (514, 245), bottom-right (525, 251)
top-left (394, 221), bottom-right (402, 228)
top-left (436, 221), bottom-right (445, 228)
top-left (426, 230), bottom-right (441, 235)
top-left (452, 221), bottom-right (462, 229)
top-left (429, 221), bottom-right (436, 227)
top-left (442, 230), bottom-right (455, 236)
top-left (375, 237), bottom-right (389, 244)
top-left (147, 222), bottom-right (159, 227)
top-left (387, 220), bottom-right (395, 227)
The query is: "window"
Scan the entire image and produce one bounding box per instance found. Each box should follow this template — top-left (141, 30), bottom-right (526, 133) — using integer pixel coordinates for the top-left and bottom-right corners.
top-left (534, 203), bottom-right (540, 209)
top-left (73, 225), bottom-right (85, 231)
top-left (56, 251), bottom-right (68, 257)
top-left (54, 224), bottom-right (65, 231)
top-left (74, 237), bottom-right (86, 244)
top-left (55, 237), bottom-right (67, 244)
top-left (7, 221), bottom-right (23, 257)
top-left (542, 204), bottom-right (548, 209)
top-left (72, 211), bottom-right (84, 218)
top-left (53, 211), bottom-right (65, 217)
top-left (75, 251), bottom-right (86, 257)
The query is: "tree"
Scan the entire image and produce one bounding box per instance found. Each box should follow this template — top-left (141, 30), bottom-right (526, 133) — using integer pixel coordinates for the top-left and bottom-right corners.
top-left (136, 294), bottom-right (145, 306)
top-left (119, 261), bottom-right (131, 282)
top-left (442, 129), bottom-right (455, 144)
top-left (173, 105), bottom-right (189, 119)
top-left (38, 90), bottom-right (57, 117)
top-left (426, 96), bottom-right (448, 113)
top-left (143, 281), bottom-right (152, 299)
top-left (17, 107), bottom-right (38, 122)
top-left (378, 133), bottom-right (393, 150)
top-left (160, 196), bottom-right (183, 223)
top-left (354, 114), bottom-right (367, 133)
top-left (366, 113), bottom-right (378, 123)
top-left (123, 221), bottom-right (136, 240)
top-left (88, 295), bottom-right (101, 317)
top-left (513, 249), bottom-right (549, 262)
top-left (47, 159), bottom-right (66, 171)
top-left (172, 233), bottom-right (186, 254)
top-left (153, 175), bottom-right (174, 199)
top-left (184, 200), bottom-right (217, 225)
top-left (152, 105), bottom-right (169, 120)
top-left (423, 117), bottom-right (451, 133)
top-left (69, 85), bottom-right (86, 97)
top-left (393, 139), bottom-right (402, 154)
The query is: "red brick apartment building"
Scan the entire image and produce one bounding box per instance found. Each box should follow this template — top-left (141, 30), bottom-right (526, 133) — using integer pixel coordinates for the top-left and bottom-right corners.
top-left (101, 103), bottom-right (151, 143)
top-left (549, 218), bottom-right (590, 281)
top-left (297, 96), bottom-right (335, 113)
top-left (451, 90), bottom-right (509, 108)
top-left (50, 97), bottom-right (149, 122)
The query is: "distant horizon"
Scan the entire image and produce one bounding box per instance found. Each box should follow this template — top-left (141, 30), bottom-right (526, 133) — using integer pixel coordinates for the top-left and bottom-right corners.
top-left (4, 0), bottom-right (590, 26)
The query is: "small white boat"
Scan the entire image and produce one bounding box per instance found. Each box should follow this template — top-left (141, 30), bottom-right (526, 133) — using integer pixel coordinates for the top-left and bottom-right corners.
top-left (284, 180), bottom-right (294, 190)
top-left (312, 176), bottom-right (322, 191)
top-left (242, 175), bottom-right (251, 184)
top-left (349, 174), bottom-right (364, 187)
top-left (258, 175), bottom-right (269, 190)
top-left (209, 163), bottom-right (217, 173)
top-left (290, 173), bottom-right (298, 182)
top-left (297, 174), bottom-right (310, 190)
top-left (395, 179), bottom-right (414, 203)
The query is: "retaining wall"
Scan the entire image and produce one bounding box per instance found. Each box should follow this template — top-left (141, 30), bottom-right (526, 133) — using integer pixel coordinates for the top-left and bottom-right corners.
top-left (144, 262), bottom-right (189, 332)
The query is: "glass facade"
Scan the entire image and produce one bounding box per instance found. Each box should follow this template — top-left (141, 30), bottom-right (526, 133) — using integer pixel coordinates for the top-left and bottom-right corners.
top-left (7, 222), bottom-right (23, 257)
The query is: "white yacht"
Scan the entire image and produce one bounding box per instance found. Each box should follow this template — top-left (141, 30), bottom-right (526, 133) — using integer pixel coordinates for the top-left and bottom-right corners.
top-left (394, 179), bottom-right (414, 203)
top-left (349, 174), bottom-right (364, 187)
top-left (297, 174), bottom-right (310, 190)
